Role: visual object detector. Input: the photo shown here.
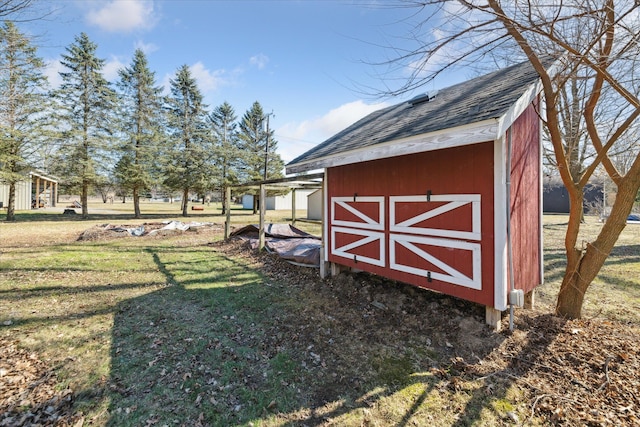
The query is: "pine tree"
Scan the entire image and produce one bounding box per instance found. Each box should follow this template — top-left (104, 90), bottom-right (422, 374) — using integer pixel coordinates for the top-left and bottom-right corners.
top-left (53, 32), bottom-right (116, 218)
top-left (0, 21), bottom-right (49, 221)
top-left (209, 101), bottom-right (239, 214)
top-left (163, 64), bottom-right (210, 217)
top-left (237, 101), bottom-right (284, 213)
top-left (115, 48), bottom-right (164, 218)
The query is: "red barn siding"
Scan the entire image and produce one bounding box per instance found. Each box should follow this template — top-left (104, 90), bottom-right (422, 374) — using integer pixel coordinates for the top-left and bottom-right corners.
top-left (327, 142), bottom-right (495, 306)
top-left (509, 102), bottom-right (542, 293)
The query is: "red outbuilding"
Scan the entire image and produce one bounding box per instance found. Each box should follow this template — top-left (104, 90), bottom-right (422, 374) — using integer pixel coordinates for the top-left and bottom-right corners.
top-left (286, 59), bottom-right (549, 329)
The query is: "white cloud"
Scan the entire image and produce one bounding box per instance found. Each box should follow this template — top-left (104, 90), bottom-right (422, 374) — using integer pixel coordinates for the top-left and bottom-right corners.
top-left (43, 55), bottom-right (125, 87)
top-left (160, 62), bottom-right (228, 95)
top-left (103, 56), bottom-right (126, 81)
top-left (86, 0), bottom-right (158, 33)
top-left (189, 62), bottom-right (226, 92)
top-left (160, 72), bottom-right (171, 95)
top-left (134, 39), bottom-right (159, 54)
top-left (276, 100), bottom-right (388, 163)
top-left (249, 54), bottom-right (269, 70)
top-left (44, 58), bottom-right (64, 89)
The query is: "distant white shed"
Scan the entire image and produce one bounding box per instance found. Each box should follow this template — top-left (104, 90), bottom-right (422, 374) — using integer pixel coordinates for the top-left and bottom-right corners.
top-left (241, 189), bottom-right (315, 211)
top-left (0, 170), bottom-right (58, 210)
top-left (307, 189), bottom-right (322, 220)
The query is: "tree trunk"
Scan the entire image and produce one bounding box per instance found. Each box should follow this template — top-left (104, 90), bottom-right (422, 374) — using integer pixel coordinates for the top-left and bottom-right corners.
top-left (221, 185), bottom-right (226, 215)
top-left (182, 188), bottom-right (189, 217)
top-left (556, 247), bottom-right (604, 319)
top-left (556, 178), bottom-right (638, 318)
top-left (81, 181), bottom-right (88, 218)
top-left (6, 182), bottom-right (16, 221)
top-left (133, 186), bottom-right (140, 219)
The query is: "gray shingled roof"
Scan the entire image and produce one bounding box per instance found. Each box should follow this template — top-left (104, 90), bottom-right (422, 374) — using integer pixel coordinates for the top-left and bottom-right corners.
top-left (287, 59), bottom-right (546, 169)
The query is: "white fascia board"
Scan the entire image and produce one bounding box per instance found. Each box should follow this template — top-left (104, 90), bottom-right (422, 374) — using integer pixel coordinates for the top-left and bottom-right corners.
top-left (495, 80), bottom-right (542, 138)
top-left (286, 119), bottom-right (499, 174)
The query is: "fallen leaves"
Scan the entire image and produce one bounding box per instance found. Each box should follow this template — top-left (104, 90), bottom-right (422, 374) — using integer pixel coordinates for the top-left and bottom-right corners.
top-left (462, 315), bottom-right (640, 426)
top-left (0, 337), bottom-right (83, 426)
top-left (219, 238), bottom-right (640, 426)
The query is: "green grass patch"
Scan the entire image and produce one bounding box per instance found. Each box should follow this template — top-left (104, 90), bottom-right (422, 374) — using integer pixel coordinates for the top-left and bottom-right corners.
top-left (372, 355), bottom-right (415, 387)
top-left (540, 215), bottom-right (640, 322)
top-left (1, 212), bottom-right (638, 426)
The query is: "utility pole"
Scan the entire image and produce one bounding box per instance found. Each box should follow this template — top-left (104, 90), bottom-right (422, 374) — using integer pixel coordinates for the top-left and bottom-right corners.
top-left (263, 112), bottom-right (274, 181)
top-left (259, 112), bottom-right (274, 250)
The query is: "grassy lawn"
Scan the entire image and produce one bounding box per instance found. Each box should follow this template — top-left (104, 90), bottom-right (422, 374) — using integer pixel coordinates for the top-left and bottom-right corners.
top-left (539, 214), bottom-right (640, 323)
top-left (1, 202), bottom-right (638, 426)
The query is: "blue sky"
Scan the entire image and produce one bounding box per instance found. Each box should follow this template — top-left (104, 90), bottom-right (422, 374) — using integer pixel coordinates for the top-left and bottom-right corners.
top-left (20, 0), bottom-right (469, 166)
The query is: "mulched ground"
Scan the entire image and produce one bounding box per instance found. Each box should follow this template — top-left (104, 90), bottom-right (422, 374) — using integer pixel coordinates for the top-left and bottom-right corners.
top-left (2, 235), bottom-right (638, 426)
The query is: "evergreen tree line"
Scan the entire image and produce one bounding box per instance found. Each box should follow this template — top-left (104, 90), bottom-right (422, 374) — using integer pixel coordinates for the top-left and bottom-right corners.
top-left (0, 25), bottom-right (285, 219)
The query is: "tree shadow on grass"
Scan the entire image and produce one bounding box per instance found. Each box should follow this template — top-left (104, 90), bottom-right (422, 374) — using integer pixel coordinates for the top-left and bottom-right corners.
top-left (607, 244), bottom-right (640, 264)
top-left (102, 244), bottom-right (565, 426)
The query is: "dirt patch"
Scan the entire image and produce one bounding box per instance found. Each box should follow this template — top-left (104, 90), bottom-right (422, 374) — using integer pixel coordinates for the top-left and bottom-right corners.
top-left (77, 222), bottom-right (222, 241)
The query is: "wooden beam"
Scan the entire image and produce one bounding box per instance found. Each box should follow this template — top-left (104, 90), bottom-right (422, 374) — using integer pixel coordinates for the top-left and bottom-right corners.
top-left (485, 306), bottom-right (502, 331)
top-left (319, 249), bottom-right (330, 279)
top-left (237, 172), bottom-right (324, 188)
top-left (330, 262), bottom-right (345, 277)
top-left (35, 177), bottom-right (40, 209)
top-left (291, 188), bottom-right (296, 226)
top-left (524, 289), bottom-right (535, 309)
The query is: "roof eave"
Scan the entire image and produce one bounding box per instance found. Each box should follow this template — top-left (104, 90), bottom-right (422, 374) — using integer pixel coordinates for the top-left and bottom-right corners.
top-left (495, 77), bottom-right (542, 137)
top-left (286, 118), bottom-right (500, 174)
top-left (29, 169), bottom-right (59, 183)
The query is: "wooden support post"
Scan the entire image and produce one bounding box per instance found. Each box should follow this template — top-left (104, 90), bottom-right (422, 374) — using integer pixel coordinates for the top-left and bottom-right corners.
top-left (291, 188), bottom-right (297, 226)
top-left (330, 262), bottom-right (344, 277)
top-left (485, 306), bottom-right (502, 331)
top-left (35, 177), bottom-right (40, 209)
top-left (224, 186), bottom-right (231, 239)
top-left (524, 289), bottom-right (535, 309)
top-left (45, 181), bottom-right (50, 207)
top-left (319, 248), bottom-right (330, 279)
top-left (258, 184), bottom-right (266, 250)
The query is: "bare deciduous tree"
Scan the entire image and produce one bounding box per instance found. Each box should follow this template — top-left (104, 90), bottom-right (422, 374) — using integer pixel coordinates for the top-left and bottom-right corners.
top-left (0, 0), bottom-right (33, 18)
top-left (379, 0), bottom-right (640, 319)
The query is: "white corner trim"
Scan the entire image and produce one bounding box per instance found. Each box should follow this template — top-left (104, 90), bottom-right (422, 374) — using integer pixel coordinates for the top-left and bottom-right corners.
top-left (323, 173), bottom-right (329, 262)
top-left (493, 136), bottom-right (508, 311)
